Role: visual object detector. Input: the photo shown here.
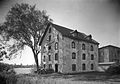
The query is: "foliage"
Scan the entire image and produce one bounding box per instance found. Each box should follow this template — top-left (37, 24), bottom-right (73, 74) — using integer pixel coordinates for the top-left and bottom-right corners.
top-left (105, 63), bottom-right (120, 75)
top-left (0, 62), bottom-right (16, 74)
top-left (0, 63), bottom-right (16, 84)
top-left (38, 68), bottom-right (54, 74)
top-left (0, 72), bottom-right (17, 84)
top-left (1, 3), bottom-right (52, 70)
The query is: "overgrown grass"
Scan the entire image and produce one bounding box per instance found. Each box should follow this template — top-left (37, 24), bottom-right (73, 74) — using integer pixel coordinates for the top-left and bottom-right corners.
top-left (0, 72), bottom-right (17, 84)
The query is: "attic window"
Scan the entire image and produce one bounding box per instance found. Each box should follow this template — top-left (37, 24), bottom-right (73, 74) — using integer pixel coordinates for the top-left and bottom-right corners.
top-left (49, 28), bottom-right (51, 33)
top-left (71, 30), bottom-right (78, 37)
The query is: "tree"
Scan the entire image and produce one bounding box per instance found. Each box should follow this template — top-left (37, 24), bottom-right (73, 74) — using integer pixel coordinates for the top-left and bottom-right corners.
top-left (1, 3), bottom-right (52, 71)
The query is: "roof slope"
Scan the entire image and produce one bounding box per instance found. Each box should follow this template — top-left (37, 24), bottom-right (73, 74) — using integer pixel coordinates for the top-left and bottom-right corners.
top-left (99, 45), bottom-right (120, 49)
top-left (52, 24), bottom-right (99, 44)
top-left (39, 23), bottom-right (99, 45)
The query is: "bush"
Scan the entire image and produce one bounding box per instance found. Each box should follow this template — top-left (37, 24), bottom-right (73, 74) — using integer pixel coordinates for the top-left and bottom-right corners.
top-left (38, 68), bottom-right (54, 74)
top-left (0, 63), bottom-right (12, 72)
top-left (46, 69), bottom-right (54, 74)
top-left (105, 63), bottom-right (120, 75)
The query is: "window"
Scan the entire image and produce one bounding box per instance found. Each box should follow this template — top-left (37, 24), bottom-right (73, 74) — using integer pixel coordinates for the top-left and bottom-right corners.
top-left (57, 34), bottom-right (59, 40)
top-left (82, 44), bottom-right (85, 50)
top-left (90, 45), bottom-right (94, 51)
top-left (49, 28), bottom-right (51, 33)
top-left (43, 64), bottom-right (46, 69)
top-left (43, 46), bottom-right (46, 52)
top-left (48, 55), bottom-right (51, 61)
top-left (55, 53), bottom-right (58, 60)
top-left (82, 53), bottom-right (86, 60)
top-left (49, 35), bottom-right (51, 41)
top-left (82, 63), bottom-right (86, 70)
top-left (91, 64), bottom-right (94, 70)
top-left (43, 56), bottom-right (45, 62)
top-left (55, 42), bottom-right (58, 50)
top-left (49, 64), bottom-right (52, 69)
top-left (72, 52), bottom-right (76, 59)
top-left (91, 54), bottom-right (94, 60)
top-left (72, 41), bottom-right (75, 48)
top-left (48, 46), bottom-right (51, 50)
top-left (72, 64), bottom-right (76, 71)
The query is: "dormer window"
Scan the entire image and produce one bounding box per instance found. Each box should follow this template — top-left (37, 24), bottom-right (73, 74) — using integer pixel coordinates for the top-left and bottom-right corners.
top-left (72, 41), bottom-right (75, 48)
top-left (82, 43), bottom-right (85, 50)
top-left (71, 30), bottom-right (78, 37)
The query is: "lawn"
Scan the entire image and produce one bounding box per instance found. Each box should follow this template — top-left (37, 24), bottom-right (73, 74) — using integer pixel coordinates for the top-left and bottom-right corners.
top-left (15, 72), bottom-right (120, 84)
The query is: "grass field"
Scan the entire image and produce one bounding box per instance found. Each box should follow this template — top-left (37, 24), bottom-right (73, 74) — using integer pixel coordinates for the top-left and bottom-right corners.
top-left (15, 72), bottom-right (120, 84)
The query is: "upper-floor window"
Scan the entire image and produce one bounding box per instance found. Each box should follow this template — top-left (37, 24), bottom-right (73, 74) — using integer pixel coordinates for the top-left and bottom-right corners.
top-left (72, 41), bottom-right (75, 48)
top-left (82, 43), bottom-right (85, 50)
top-left (55, 42), bottom-right (58, 50)
top-left (72, 64), bottom-right (76, 71)
top-left (72, 52), bottom-right (76, 59)
top-left (91, 54), bottom-right (94, 60)
top-left (57, 34), bottom-right (59, 40)
top-left (55, 53), bottom-right (58, 60)
top-left (48, 55), bottom-right (51, 61)
top-left (91, 64), bottom-right (94, 70)
top-left (82, 53), bottom-right (86, 60)
top-left (43, 56), bottom-right (45, 62)
top-left (48, 46), bottom-right (51, 50)
top-left (49, 35), bottom-right (51, 42)
top-left (49, 28), bottom-right (51, 33)
top-left (90, 45), bottom-right (94, 51)
top-left (82, 63), bottom-right (86, 70)
top-left (43, 46), bottom-right (46, 52)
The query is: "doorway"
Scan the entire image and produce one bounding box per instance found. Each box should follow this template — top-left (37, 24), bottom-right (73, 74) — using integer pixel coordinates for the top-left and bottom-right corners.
top-left (55, 64), bottom-right (58, 72)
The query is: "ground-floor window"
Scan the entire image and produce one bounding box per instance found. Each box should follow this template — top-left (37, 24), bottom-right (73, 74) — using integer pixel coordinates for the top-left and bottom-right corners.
top-left (49, 64), bottom-right (52, 69)
top-left (48, 55), bottom-right (51, 61)
top-left (82, 63), bottom-right (86, 70)
top-left (91, 64), bottom-right (94, 70)
top-left (72, 64), bottom-right (76, 71)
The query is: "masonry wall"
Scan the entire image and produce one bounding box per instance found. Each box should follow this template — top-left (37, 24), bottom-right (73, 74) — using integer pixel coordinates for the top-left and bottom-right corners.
top-left (41, 25), bottom-right (98, 73)
top-left (41, 26), bottom-right (64, 73)
top-left (62, 37), bottom-right (98, 73)
top-left (98, 46), bottom-right (120, 63)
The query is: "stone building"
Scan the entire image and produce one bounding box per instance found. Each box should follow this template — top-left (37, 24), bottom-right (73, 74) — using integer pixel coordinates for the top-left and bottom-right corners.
top-left (99, 45), bottom-right (120, 63)
top-left (39, 23), bottom-right (99, 73)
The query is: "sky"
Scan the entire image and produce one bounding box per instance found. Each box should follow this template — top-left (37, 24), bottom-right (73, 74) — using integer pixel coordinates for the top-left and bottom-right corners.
top-left (0, 0), bottom-right (120, 65)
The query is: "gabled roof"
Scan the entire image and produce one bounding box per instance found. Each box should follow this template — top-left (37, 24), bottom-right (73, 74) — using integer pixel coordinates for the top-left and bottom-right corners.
top-left (99, 45), bottom-right (120, 49)
top-left (52, 24), bottom-right (99, 44)
top-left (39, 23), bottom-right (99, 45)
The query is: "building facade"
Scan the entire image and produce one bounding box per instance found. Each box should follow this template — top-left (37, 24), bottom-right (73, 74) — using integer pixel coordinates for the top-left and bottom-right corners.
top-left (99, 45), bottom-right (120, 63)
top-left (39, 23), bottom-right (99, 73)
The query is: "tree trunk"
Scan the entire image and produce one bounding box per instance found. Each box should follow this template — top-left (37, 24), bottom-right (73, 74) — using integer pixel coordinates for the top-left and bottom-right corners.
top-left (34, 53), bottom-right (39, 71)
top-left (31, 47), bottom-right (39, 72)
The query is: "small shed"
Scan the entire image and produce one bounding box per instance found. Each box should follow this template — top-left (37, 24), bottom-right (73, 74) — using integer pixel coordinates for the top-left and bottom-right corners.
top-left (98, 62), bottom-right (115, 72)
